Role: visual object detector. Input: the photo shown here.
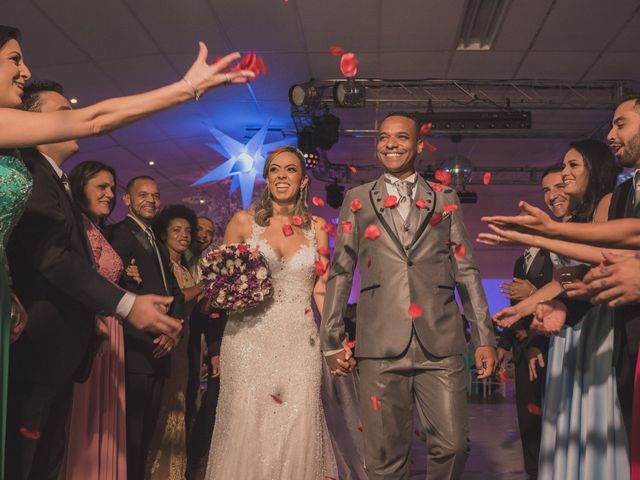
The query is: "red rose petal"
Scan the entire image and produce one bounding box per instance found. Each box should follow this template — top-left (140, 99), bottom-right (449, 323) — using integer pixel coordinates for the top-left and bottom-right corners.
top-left (527, 403), bottom-right (543, 416)
top-left (408, 303), bottom-right (423, 318)
top-left (414, 429), bottom-right (422, 438)
top-left (383, 195), bottom-right (398, 208)
top-left (340, 221), bottom-right (353, 234)
top-left (314, 260), bottom-right (327, 276)
top-left (371, 395), bottom-right (380, 411)
top-left (346, 340), bottom-right (356, 349)
top-left (251, 245), bottom-right (260, 257)
top-left (497, 371), bottom-right (507, 383)
top-left (329, 45), bottom-right (345, 57)
top-left (304, 307), bottom-right (311, 315)
top-left (357, 424), bottom-right (364, 432)
top-left (428, 213), bottom-right (443, 226)
top-left (237, 244), bottom-right (249, 254)
top-left (270, 394), bottom-right (283, 404)
top-left (483, 172), bottom-right (492, 185)
top-left (434, 169), bottom-right (452, 186)
top-left (317, 246), bottom-right (331, 256)
top-left (443, 204), bottom-right (459, 213)
top-left (454, 243), bottom-right (466, 260)
top-left (312, 196), bottom-right (325, 207)
top-left (282, 224), bottom-right (294, 237)
top-left (348, 165), bottom-right (357, 174)
top-left (422, 140), bottom-right (438, 153)
top-left (19, 427), bottom-right (41, 440)
top-left (340, 52), bottom-right (359, 78)
top-left (364, 224), bottom-right (381, 240)
top-left (416, 199), bottom-right (428, 209)
top-left (350, 199), bottom-right (363, 213)
top-left (431, 183), bottom-right (444, 192)
top-left (367, 256), bottom-right (372, 268)
top-left (420, 122), bottom-right (433, 136)
top-left (292, 215), bottom-right (303, 226)
top-left (210, 312), bottom-right (220, 319)
top-left (321, 223), bottom-right (338, 237)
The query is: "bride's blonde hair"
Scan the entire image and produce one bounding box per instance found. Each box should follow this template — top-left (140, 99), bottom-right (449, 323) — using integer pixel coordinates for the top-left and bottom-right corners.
top-left (253, 146), bottom-right (312, 228)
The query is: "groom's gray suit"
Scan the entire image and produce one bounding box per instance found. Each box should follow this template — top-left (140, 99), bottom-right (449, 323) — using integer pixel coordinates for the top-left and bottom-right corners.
top-left (321, 173), bottom-right (496, 480)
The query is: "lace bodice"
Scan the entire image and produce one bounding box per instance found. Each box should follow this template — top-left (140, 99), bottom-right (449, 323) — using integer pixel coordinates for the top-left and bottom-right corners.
top-left (0, 152), bottom-right (33, 278)
top-left (83, 215), bottom-right (124, 283)
top-left (248, 222), bottom-right (318, 307)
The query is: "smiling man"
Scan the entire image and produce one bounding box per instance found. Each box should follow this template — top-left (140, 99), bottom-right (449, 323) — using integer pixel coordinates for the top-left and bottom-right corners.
top-left (321, 113), bottom-right (497, 480)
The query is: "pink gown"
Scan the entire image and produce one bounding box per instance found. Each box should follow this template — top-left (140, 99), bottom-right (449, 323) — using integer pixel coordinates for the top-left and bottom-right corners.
top-left (65, 216), bottom-right (126, 480)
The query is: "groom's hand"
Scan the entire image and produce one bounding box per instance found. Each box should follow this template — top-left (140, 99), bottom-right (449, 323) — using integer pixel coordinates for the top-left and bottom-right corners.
top-left (475, 345), bottom-right (498, 380)
top-left (325, 350), bottom-right (356, 377)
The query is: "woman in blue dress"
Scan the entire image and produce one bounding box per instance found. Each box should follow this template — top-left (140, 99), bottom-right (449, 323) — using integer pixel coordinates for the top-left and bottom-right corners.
top-left (0, 23), bottom-right (256, 476)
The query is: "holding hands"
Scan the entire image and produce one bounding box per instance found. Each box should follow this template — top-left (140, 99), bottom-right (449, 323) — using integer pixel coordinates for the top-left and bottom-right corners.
top-left (325, 338), bottom-right (356, 377)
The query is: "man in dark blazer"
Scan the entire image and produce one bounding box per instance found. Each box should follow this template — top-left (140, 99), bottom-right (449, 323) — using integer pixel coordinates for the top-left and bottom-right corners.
top-left (496, 164), bottom-right (566, 480)
top-left (5, 82), bottom-right (181, 480)
top-left (321, 113), bottom-right (497, 480)
top-left (107, 176), bottom-right (185, 480)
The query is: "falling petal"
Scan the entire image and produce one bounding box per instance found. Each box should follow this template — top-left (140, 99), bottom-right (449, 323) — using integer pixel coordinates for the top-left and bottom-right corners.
top-left (497, 371), bottom-right (508, 383)
top-left (340, 221), bottom-right (353, 234)
top-left (312, 196), bottom-right (325, 207)
top-left (429, 213), bottom-right (443, 226)
top-left (210, 312), bottom-right (220, 319)
top-left (321, 223), bottom-right (338, 237)
top-left (422, 141), bottom-right (438, 153)
top-left (317, 246), bottom-right (331, 256)
top-left (431, 183), bottom-right (444, 192)
top-left (282, 224), bottom-right (294, 237)
top-left (350, 199), bottom-right (363, 213)
top-left (416, 199), bottom-right (428, 209)
top-left (292, 215), bottom-right (303, 226)
top-left (346, 340), bottom-right (356, 349)
top-left (329, 45), bottom-right (345, 56)
top-left (527, 403), bottom-right (543, 416)
top-left (383, 195), bottom-right (398, 208)
top-left (371, 395), bottom-right (381, 411)
top-left (443, 204), bottom-right (459, 213)
top-left (348, 165), bottom-right (357, 174)
top-left (408, 303), bottom-right (422, 318)
top-left (270, 394), bottom-right (284, 404)
top-left (434, 169), bottom-right (452, 186)
top-left (364, 224), bottom-right (381, 240)
top-left (357, 424), bottom-right (364, 432)
top-left (304, 307), bottom-right (311, 315)
top-left (483, 172), bottom-right (492, 185)
top-left (367, 256), bottom-right (372, 268)
top-left (340, 52), bottom-right (359, 78)
top-left (314, 260), bottom-right (327, 276)
top-left (454, 243), bottom-right (466, 260)
top-left (414, 429), bottom-right (422, 438)
top-left (420, 122), bottom-right (433, 136)
top-left (19, 427), bottom-right (41, 440)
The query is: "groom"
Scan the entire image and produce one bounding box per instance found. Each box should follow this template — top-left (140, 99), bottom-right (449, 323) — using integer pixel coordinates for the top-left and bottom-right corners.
top-left (321, 113), bottom-right (497, 480)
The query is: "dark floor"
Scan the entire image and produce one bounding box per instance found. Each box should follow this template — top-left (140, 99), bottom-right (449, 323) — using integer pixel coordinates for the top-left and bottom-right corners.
top-left (409, 372), bottom-right (526, 480)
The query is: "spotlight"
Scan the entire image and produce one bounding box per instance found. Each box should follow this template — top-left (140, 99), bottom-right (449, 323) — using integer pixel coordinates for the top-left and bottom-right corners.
top-left (325, 183), bottom-right (344, 208)
top-left (312, 113), bottom-right (340, 150)
top-left (303, 151), bottom-right (319, 169)
top-left (288, 82), bottom-right (320, 107)
top-left (333, 78), bottom-right (366, 108)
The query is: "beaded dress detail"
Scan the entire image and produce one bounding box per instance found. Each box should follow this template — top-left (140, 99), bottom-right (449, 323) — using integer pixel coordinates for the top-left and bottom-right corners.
top-left (205, 221), bottom-right (338, 480)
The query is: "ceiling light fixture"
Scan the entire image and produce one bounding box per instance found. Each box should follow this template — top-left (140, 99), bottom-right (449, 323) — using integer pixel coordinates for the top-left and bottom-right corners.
top-left (333, 78), bottom-right (366, 108)
top-left (288, 82), bottom-right (320, 107)
top-left (457, 0), bottom-right (512, 51)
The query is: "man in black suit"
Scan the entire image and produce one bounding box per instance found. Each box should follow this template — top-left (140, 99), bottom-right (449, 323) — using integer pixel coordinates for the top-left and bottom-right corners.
top-left (107, 176), bottom-right (185, 480)
top-left (5, 82), bottom-right (181, 480)
top-left (496, 165), bottom-right (567, 480)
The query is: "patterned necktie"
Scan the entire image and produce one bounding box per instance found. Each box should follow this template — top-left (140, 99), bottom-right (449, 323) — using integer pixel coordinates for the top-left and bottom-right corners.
top-left (395, 180), bottom-right (414, 220)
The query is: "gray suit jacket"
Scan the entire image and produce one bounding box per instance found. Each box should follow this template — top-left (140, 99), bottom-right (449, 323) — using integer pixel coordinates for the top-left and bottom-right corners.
top-left (320, 174), bottom-right (495, 358)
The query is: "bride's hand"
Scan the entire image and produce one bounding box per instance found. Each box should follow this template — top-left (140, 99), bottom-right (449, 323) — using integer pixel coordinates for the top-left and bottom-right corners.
top-left (493, 305), bottom-right (523, 328)
top-left (476, 223), bottom-right (536, 247)
top-left (481, 201), bottom-right (557, 236)
top-left (182, 44), bottom-right (255, 98)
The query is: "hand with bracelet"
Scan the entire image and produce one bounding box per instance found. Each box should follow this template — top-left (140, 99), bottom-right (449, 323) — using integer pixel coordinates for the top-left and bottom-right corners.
top-left (499, 277), bottom-right (537, 302)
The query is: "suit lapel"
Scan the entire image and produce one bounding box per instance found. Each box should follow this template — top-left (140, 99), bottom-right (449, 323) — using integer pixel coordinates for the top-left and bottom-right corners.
top-left (125, 216), bottom-right (154, 256)
top-left (369, 176), bottom-right (406, 257)
top-left (407, 176), bottom-right (436, 249)
top-left (526, 250), bottom-right (546, 280)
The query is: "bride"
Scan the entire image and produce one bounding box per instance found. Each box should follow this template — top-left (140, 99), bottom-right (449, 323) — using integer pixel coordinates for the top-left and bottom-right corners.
top-left (205, 147), bottom-right (339, 479)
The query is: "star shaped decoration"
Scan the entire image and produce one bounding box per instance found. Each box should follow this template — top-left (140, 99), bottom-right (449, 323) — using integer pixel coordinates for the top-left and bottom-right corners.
top-left (192, 121), bottom-right (291, 209)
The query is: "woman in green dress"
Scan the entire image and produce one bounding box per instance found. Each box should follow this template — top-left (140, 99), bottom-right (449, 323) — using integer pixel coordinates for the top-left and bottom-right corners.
top-left (0, 23), bottom-right (256, 476)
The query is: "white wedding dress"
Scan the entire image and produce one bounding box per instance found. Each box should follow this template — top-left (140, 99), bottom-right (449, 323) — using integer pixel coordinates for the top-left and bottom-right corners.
top-left (205, 222), bottom-right (338, 480)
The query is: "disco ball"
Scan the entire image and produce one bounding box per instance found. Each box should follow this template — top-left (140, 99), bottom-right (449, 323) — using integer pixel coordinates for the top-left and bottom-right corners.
top-left (438, 155), bottom-right (473, 189)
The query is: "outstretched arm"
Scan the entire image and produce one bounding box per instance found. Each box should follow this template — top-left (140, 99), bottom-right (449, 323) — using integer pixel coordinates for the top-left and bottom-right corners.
top-left (0, 45), bottom-right (254, 149)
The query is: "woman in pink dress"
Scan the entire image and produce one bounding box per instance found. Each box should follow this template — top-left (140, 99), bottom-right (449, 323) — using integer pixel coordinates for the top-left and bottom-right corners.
top-left (64, 161), bottom-right (139, 480)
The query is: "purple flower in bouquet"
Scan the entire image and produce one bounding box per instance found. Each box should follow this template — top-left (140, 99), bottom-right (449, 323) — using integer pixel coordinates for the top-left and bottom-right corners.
top-left (201, 243), bottom-right (272, 312)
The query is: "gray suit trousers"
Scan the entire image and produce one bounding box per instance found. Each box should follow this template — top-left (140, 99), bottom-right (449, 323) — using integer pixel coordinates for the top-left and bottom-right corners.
top-left (358, 332), bottom-right (470, 480)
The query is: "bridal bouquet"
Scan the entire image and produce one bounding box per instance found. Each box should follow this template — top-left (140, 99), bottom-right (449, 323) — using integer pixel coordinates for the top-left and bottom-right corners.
top-left (200, 243), bottom-right (272, 312)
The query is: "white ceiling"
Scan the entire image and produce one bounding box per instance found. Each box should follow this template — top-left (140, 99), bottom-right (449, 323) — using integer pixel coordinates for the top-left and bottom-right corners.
top-left (5, 0), bottom-right (640, 277)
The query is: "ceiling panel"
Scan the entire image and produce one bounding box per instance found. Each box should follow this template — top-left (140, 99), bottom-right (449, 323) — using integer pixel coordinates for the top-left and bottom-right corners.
top-left (98, 55), bottom-right (179, 94)
top-left (515, 51), bottom-right (598, 80)
top-left (380, 0), bottom-right (465, 51)
top-left (532, 0), bottom-right (639, 51)
top-left (492, 0), bottom-right (555, 51)
top-left (447, 51), bottom-right (524, 78)
top-left (124, 0), bottom-right (231, 54)
top-left (375, 51), bottom-right (450, 78)
top-left (33, 0), bottom-right (159, 60)
top-left (584, 52), bottom-right (640, 80)
top-left (608, 9), bottom-right (640, 52)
